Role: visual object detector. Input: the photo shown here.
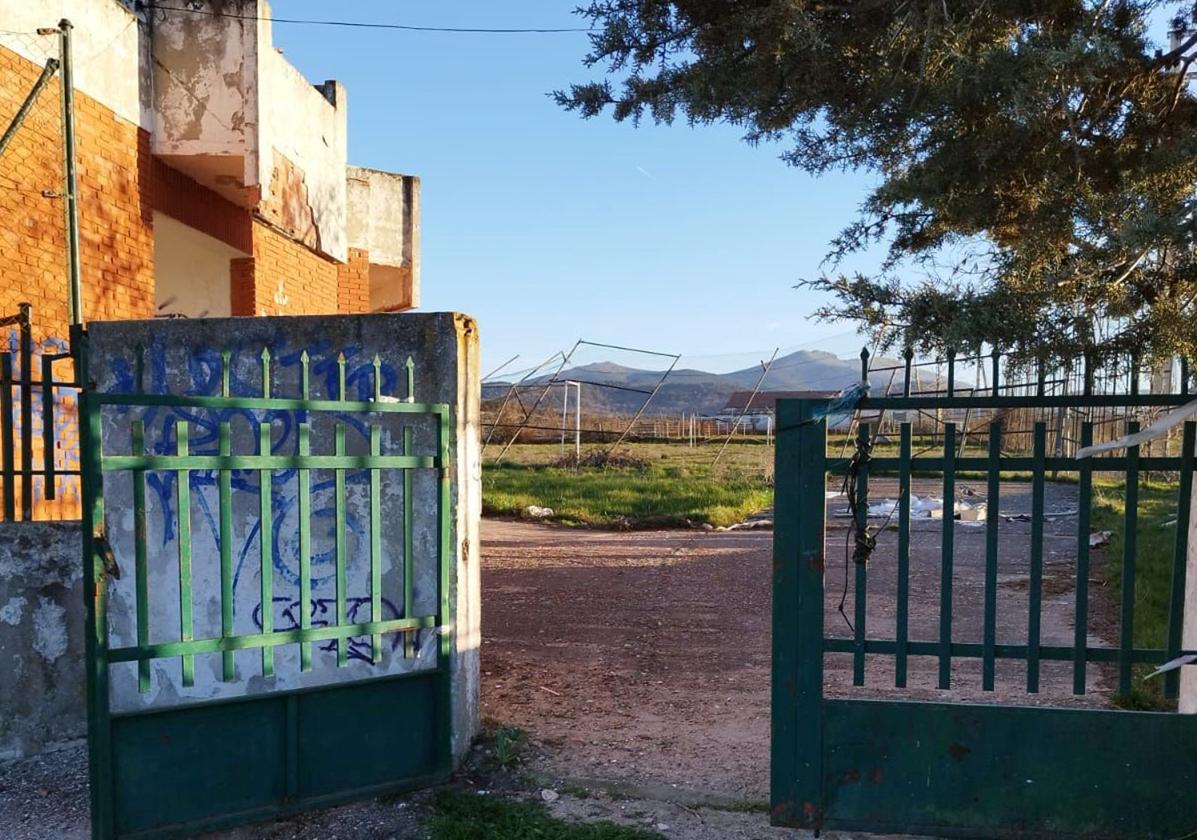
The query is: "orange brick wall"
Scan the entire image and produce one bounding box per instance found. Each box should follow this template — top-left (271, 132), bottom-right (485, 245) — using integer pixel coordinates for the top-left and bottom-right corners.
top-left (150, 159), bottom-right (252, 254)
top-left (338, 247), bottom-right (370, 314)
top-left (0, 43), bottom-right (154, 344)
top-left (230, 220), bottom-right (344, 316)
top-left (1, 43), bottom-right (155, 521)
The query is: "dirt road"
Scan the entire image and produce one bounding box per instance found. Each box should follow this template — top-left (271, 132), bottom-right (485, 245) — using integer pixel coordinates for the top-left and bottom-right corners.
top-left (480, 478), bottom-right (1115, 806)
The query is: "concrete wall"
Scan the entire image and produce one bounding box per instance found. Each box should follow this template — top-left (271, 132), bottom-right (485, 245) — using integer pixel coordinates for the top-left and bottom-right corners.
top-left (258, 44), bottom-right (348, 262)
top-left (347, 166), bottom-right (421, 309)
top-left (87, 312), bottom-right (481, 758)
top-left (0, 522), bottom-right (85, 759)
top-left (153, 213), bottom-right (243, 318)
top-left (150, 0), bottom-right (259, 194)
top-left (0, 0), bottom-right (143, 128)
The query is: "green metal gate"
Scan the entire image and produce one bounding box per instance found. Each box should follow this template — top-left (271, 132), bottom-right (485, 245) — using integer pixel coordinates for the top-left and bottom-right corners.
top-left (772, 354), bottom-right (1197, 838)
top-left (79, 331), bottom-right (453, 839)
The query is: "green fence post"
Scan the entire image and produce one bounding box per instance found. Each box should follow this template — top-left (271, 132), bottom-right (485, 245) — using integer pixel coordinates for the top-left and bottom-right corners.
top-left (78, 327), bottom-right (114, 840)
top-left (771, 399), bottom-right (827, 829)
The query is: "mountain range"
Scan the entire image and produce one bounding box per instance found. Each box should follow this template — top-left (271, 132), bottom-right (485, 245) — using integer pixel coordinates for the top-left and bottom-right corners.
top-left (482, 349), bottom-right (913, 417)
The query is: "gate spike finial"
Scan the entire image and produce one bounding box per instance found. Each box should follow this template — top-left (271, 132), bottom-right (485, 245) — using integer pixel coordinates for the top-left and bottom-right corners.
top-left (260, 347), bottom-right (271, 398)
top-left (405, 356), bottom-right (415, 403)
top-left (372, 354), bottom-right (382, 401)
top-left (300, 350), bottom-right (310, 400)
top-left (337, 352), bottom-right (347, 400)
top-left (221, 349), bottom-right (231, 398)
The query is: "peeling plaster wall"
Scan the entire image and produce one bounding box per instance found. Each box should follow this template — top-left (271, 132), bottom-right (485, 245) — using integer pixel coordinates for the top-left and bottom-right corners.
top-left (149, 0), bottom-right (259, 200)
top-left (149, 1), bottom-right (349, 261)
top-left (347, 167), bottom-right (420, 310)
top-left (257, 32), bottom-right (348, 262)
top-left (0, 523), bottom-right (85, 759)
top-left (346, 166), bottom-right (421, 309)
top-left (0, 0), bottom-right (143, 129)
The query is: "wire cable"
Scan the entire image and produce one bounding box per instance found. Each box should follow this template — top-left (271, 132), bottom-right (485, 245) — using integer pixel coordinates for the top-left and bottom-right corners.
top-left (145, 3), bottom-right (590, 34)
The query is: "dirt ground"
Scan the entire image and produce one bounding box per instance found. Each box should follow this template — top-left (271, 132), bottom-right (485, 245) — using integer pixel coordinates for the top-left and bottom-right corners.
top-left (481, 478), bottom-right (1116, 816)
top-left (1, 480), bottom-right (1114, 839)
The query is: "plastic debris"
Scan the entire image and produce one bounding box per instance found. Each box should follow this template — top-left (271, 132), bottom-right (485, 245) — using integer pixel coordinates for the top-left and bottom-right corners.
top-left (1146, 654), bottom-right (1197, 680)
top-left (523, 505), bottom-right (555, 520)
top-left (861, 495), bottom-right (986, 522)
top-left (1089, 530), bottom-right (1113, 548)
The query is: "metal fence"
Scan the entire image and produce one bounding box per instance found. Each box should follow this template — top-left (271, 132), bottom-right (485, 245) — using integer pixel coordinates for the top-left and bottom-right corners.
top-left (0, 302), bottom-right (80, 520)
top-left (771, 380), bottom-right (1197, 836)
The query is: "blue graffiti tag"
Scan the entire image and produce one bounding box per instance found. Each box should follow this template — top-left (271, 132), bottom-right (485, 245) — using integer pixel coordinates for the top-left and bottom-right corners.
top-left (104, 337), bottom-right (407, 612)
top-left (253, 596), bottom-right (412, 664)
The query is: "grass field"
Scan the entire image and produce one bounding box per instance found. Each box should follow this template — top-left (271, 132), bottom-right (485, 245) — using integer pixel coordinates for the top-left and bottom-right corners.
top-left (481, 436), bottom-right (1030, 529)
top-left (429, 791), bottom-right (660, 840)
top-left (483, 442), bottom-right (774, 528)
top-left (1091, 477), bottom-right (1187, 708)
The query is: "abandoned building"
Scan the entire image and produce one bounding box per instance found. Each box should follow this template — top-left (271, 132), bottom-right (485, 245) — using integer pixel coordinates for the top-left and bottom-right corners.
top-left (0, 0), bottom-right (422, 520)
top-left (1, 0), bottom-right (420, 339)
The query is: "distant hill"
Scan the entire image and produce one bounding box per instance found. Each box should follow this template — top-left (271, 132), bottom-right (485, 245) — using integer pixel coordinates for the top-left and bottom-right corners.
top-left (482, 349), bottom-right (914, 418)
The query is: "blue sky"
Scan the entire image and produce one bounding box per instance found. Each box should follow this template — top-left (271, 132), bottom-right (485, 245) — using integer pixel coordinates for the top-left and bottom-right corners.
top-left (272, 2), bottom-right (884, 373)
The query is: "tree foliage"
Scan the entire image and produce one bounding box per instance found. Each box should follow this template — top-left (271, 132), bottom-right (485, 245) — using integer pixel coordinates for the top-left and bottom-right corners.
top-left (557, 1), bottom-right (1197, 363)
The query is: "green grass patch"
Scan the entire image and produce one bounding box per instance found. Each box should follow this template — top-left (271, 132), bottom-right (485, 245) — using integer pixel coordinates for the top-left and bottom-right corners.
top-left (1091, 477), bottom-right (1185, 709)
top-left (492, 724), bottom-right (529, 769)
top-left (482, 460), bottom-right (771, 528)
top-left (428, 791), bottom-right (660, 840)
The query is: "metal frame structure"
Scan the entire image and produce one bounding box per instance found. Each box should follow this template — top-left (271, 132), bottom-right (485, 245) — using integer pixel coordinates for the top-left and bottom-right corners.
top-left (771, 352), bottom-right (1197, 837)
top-left (485, 339), bottom-right (680, 461)
top-left (80, 335), bottom-right (454, 839)
top-left (0, 302), bottom-right (78, 520)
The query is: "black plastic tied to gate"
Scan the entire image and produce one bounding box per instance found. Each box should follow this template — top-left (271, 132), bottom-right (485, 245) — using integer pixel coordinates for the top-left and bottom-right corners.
top-left (844, 439), bottom-right (875, 563)
top-left (838, 428), bottom-right (882, 632)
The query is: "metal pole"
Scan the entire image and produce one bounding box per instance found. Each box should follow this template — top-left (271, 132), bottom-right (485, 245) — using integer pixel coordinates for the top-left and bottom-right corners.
top-left (605, 352), bottom-right (682, 455)
top-left (560, 381), bottom-right (568, 455)
top-left (59, 20), bottom-right (83, 337)
top-left (18, 304), bottom-right (32, 520)
top-left (0, 58), bottom-right (59, 158)
top-left (714, 347), bottom-right (779, 467)
top-left (574, 382), bottom-right (581, 460)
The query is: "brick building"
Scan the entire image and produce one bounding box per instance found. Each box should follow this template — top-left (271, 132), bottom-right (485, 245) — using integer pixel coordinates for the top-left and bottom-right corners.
top-left (0, 0), bottom-right (420, 518)
top-left (1, 0), bottom-right (420, 344)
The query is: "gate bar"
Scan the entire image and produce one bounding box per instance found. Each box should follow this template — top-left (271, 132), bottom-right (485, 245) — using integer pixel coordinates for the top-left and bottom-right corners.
top-left (939, 423), bottom-right (956, 689)
top-left (852, 423), bottom-right (869, 686)
top-left (176, 421), bottom-right (195, 686)
top-left (1165, 422), bottom-right (1196, 698)
top-left (982, 422), bottom-right (1001, 690)
top-left (894, 424), bottom-right (911, 688)
top-left (1119, 420), bottom-right (1140, 695)
top-left (1, 354), bottom-right (14, 519)
top-left (1073, 422), bottom-right (1094, 694)
top-left (298, 423), bottom-right (312, 671)
top-left (132, 422), bottom-right (149, 693)
top-left (259, 422), bottom-right (274, 677)
top-left (219, 422), bottom-right (234, 681)
top-left (1027, 423), bottom-right (1046, 693)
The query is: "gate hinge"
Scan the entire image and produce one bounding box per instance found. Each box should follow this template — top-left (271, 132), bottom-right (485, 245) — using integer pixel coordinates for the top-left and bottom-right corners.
top-left (95, 534), bottom-right (120, 581)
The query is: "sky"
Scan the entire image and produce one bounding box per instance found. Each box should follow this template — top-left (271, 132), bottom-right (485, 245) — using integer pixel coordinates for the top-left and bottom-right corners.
top-left (269, 1), bottom-right (887, 374)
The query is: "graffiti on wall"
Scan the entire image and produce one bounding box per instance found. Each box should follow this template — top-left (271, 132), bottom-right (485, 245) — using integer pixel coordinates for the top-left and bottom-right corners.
top-left (1, 331), bottom-right (81, 519)
top-left (103, 337), bottom-right (422, 660)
